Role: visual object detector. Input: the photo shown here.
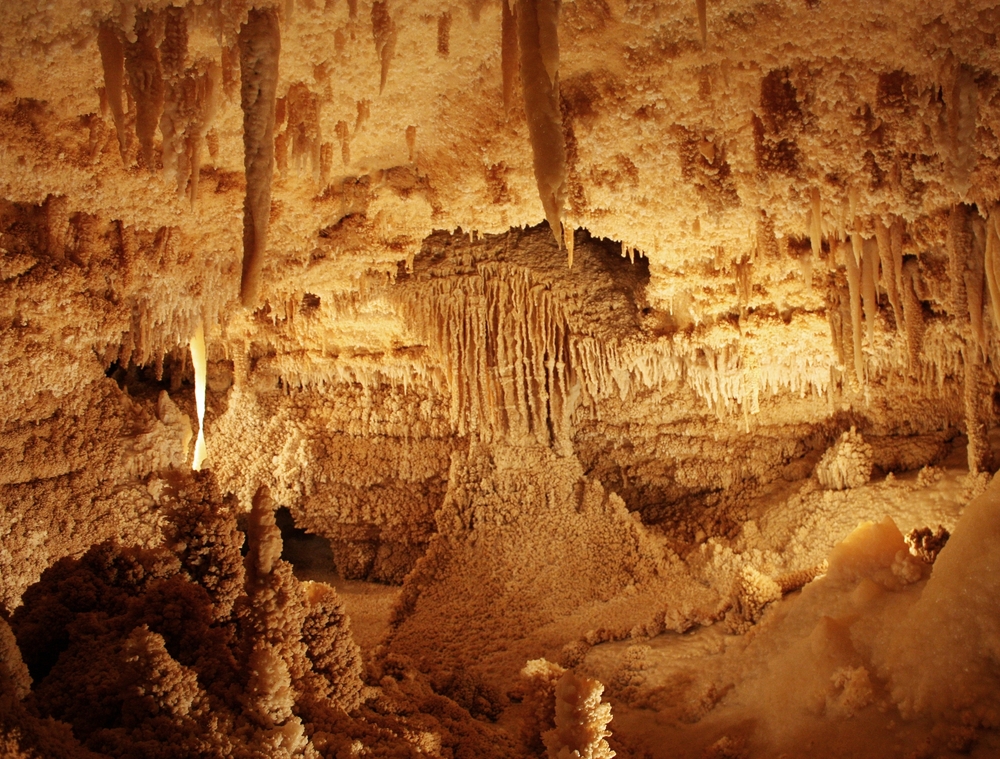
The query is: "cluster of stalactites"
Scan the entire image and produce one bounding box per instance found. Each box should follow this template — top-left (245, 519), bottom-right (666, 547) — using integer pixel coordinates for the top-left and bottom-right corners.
top-left (95, 2), bottom-right (280, 309)
top-left (97, 6), bottom-right (222, 203)
top-left (398, 262), bottom-right (578, 450)
top-left (805, 194), bottom-right (993, 387)
top-left (809, 194), bottom-right (998, 473)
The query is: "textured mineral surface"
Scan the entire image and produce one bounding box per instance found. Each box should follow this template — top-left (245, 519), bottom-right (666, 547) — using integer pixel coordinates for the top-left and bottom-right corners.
top-left (3, 0), bottom-right (1000, 757)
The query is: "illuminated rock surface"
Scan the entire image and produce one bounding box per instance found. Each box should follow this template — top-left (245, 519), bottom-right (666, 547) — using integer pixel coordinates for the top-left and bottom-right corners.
top-left (2, 0), bottom-right (1000, 756)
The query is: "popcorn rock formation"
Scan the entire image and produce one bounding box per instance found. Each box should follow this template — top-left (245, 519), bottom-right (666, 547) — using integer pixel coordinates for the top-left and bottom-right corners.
top-left (814, 427), bottom-right (874, 491)
top-left (3, 0), bottom-right (1000, 756)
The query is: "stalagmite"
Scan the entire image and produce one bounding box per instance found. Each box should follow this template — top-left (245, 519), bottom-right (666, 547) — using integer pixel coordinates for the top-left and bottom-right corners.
top-left (97, 23), bottom-right (127, 162)
top-left (190, 322), bottom-right (207, 470)
top-left (543, 670), bottom-right (616, 759)
top-left (501, 0), bottom-right (519, 114)
top-left (10, 5), bottom-right (1000, 759)
top-left (843, 240), bottom-right (864, 386)
top-left (517, 0), bottom-right (567, 247)
top-left (874, 218), bottom-right (902, 330)
top-left (238, 7), bottom-right (281, 308)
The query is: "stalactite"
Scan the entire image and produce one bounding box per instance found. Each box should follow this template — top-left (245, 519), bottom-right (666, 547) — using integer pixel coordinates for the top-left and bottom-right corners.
top-left (861, 237), bottom-right (878, 347)
top-left (963, 343), bottom-right (990, 475)
top-left (838, 293), bottom-right (856, 387)
top-left (159, 7), bottom-right (207, 200)
top-left (843, 240), bottom-right (864, 386)
top-left (371, 1), bottom-right (397, 94)
top-left (117, 219), bottom-right (137, 291)
top-left (186, 63), bottom-right (221, 204)
top-left (968, 214), bottom-right (987, 357)
top-left (517, 0), bottom-right (567, 247)
top-left (286, 83), bottom-right (322, 177)
top-left (398, 263), bottom-right (579, 448)
top-left (190, 322), bottom-right (207, 470)
top-left (875, 218), bottom-right (902, 330)
top-left (948, 64), bottom-right (978, 197)
top-left (160, 8), bottom-right (187, 89)
top-left (238, 7), bottom-right (281, 308)
top-left (985, 210), bottom-right (1000, 338)
top-left (123, 11), bottom-right (165, 171)
top-left (158, 3), bottom-right (222, 205)
top-left (809, 187), bottom-right (822, 263)
top-left (735, 256), bottom-right (752, 311)
top-left (827, 288), bottom-right (846, 367)
top-left (890, 216), bottom-right (906, 305)
top-left (696, 0), bottom-right (707, 48)
top-left (501, 0), bottom-right (519, 114)
top-left (335, 120), bottom-right (350, 165)
top-left (354, 100), bottom-right (372, 132)
top-left (320, 142), bottom-right (333, 183)
top-left (437, 11), bottom-right (451, 57)
top-left (43, 195), bottom-right (69, 260)
top-left (406, 125), bottom-right (417, 162)
top-left (97, 23), bottom-right (128, 162)
top-left (947, 204), bottom-right (969, 319)
top-left (901, 258), bottom-right (925, 369)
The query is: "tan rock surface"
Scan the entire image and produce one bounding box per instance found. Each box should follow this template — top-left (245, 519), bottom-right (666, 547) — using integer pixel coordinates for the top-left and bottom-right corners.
top-left (3, 1), bottom-right (1000, 756)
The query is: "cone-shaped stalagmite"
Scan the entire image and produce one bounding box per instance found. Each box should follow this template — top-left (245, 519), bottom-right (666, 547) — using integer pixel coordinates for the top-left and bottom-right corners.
top-left (238, 8), bottom-right (281, 308)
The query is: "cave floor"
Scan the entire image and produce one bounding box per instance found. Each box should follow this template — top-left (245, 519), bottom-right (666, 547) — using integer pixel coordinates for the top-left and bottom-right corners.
top-left (579, 447), bottom-right (990, 759)
top-left (280, 527), bottom-right (401, 653)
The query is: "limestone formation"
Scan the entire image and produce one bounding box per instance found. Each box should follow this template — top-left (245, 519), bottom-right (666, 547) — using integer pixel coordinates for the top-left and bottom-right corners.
top-left (3, 0), bottom-right (1000, 757)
